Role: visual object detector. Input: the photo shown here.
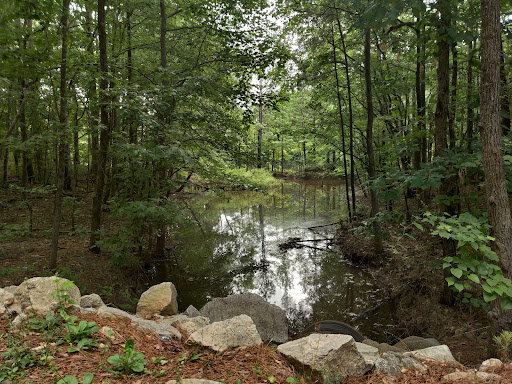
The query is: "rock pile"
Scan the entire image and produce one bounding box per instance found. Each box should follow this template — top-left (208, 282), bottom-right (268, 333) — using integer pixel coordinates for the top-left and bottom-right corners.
top-left (0, 277), bottom-right (503, 384)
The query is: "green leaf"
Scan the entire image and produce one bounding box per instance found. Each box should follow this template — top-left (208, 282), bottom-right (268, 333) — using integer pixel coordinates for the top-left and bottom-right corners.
top-left (124, 339), bottom-right (135, 358)
top-left (468, 274), bottom-right (480, 284)
top-left (57, 376), bottom-right (78, 384)
top-left (446, 276), bottom-right (456, 286)
top-left (451, 268), bottom-right (463, 279)
top-left (413, 222), bottom-right (423, 231)
top-left (483, 290), bottom-right (498, 302)
top-left (454, 283), bottom-right (464, 292)
top-left (82, 373), bottom-right (94, 384)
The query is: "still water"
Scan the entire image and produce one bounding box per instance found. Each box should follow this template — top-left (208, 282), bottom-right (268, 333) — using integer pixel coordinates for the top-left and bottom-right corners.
top-left (151, 180), bottom-right (394, 342)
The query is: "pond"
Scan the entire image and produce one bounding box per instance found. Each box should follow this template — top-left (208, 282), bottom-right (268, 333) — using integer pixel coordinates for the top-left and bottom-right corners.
top-left (150, 179), bottom-right (395, 342)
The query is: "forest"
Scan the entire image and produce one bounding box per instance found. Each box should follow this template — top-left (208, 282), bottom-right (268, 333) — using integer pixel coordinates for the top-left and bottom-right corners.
top-left (1, 0), bottom-right (512, 367)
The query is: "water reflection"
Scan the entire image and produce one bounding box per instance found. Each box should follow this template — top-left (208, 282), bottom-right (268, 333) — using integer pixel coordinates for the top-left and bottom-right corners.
top-left (151, 180), bottom-right (394, 341)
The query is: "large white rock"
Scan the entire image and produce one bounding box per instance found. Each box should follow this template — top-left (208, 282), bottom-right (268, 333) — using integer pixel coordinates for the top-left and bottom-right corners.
top-left (356, 342), bottom-right (379, 366)
top-left (14, 277), bottom-right (80, 316)
top-left (186, 314), bottom-right (262, 353)
top-left (97, 306), bottom-right (181, 340)
top-left (200, 293), bottom-right (288, 343)
top-left (136, 282), bottom-right (178, 318)
top-left (277, 334), bottom-right (368, 383)
top-left (404, 344), bottom-right (456, 362)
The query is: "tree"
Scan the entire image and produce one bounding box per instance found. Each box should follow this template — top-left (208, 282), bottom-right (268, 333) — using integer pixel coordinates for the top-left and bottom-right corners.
top-left (479, 0), bottom-right (512, 338)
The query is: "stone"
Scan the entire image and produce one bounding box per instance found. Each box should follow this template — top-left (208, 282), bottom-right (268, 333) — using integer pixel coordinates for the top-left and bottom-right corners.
top-left (162, 314), bottom-right (209, 336)
top-left (185, 305), bottom-right (201, 318)
top-left (362, 339), bottom-right (379, 348)
top-left (186, 314), bottom-right (262, 353)
top-left (443, 371), bottom-right (501, 382)
top-left (394, 336), bottom-right (441, 351)
top-left (3, 286), bottom-right (18, 295)
top-left (200, 293), bottom-right (288, 343)
top-left (478, 358), bottom-right (503, 372)
top-left (404, 344), bottom-right (456, 362)
top-left (277, 334), bottom-right (368, 383)
top-left (355, 342), bottom-right (379, 366)
top-left (12, 313), bottom-right (27, 329)
top-left (80, 294), bottom-right (104, 309)
top-left (97, 306), bottom-right (181, 340)
top-left (136, 282), bottom-right (178, 318)
top-left (165, 380), bottom-right (221, 384)
top-left (377, 342), bottom-right (406, 354)
top-left (14, 277), bottom-right (80, 316)
top-left (99, 326), bottom-right (116, 340)
top-left (374, 352), bottom-right (426, 375)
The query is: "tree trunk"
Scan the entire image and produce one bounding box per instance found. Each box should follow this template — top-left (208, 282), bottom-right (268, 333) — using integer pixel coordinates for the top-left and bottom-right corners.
top-left (49, 0), bottom-right (70, 270)
top-left (466, 40), bottom-right (475, 148)
top-left (335, 13), bottom-right (356, 215)
top-left (89, 0), bottom-right (112, 252)
top-left (331, 25), bottom-right (351, 222)
top-left (435, 0), bottom-right (458, 306)
top-left (480, 0), bottom-right (512, 347)
top-left (448, 42), bottom-right (458, 149)
top-left (500, 40), bottom-right (511, 136)
top-left (364, 30), bottom-right (383, 256)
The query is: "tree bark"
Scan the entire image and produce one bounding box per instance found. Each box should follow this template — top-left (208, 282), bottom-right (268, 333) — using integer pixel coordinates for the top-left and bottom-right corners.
top-left (331, 25), bottom-right (351, 222)
top-left (49, 0), bottom-right (70, 270)
top-left (364, 30), bottom-right (383, 256)
top-left (89, 0), bottom-right (112, 252)
top-left (480, 0), bottom-right (512, 343)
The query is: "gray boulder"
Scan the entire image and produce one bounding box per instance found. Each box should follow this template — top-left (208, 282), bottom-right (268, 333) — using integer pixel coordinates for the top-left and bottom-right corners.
top-left (185, 305), bottom-right (201, 318)
top-left (136, 282), bottom-right (178, 318)
top-left (186, 314), bottom-right (262, 353)
top-left (394, 336), bottom-right (441, 351)
top-left (277, 334), bottom-right (368, 383)
top-left (200, 293), bottom-right (288, 343)
top-left (161, 314), bottom-right (210, 336)
top-left (356, 342), bottom-right (379, 366)
top-left (14, 276), bottom-right (80, 316)
top-left (404, 344), bottom-right (456, 362)
top-left (374, 352), bottom-right (426, 374)
top-left (97, 306), bottom-right (181, 340)
top-left (80, 294), bottom-right (105, 309)
top-left (0, 288), bottom-right (15, 315)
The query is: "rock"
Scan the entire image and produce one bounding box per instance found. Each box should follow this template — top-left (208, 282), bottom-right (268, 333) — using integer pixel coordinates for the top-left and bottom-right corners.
top-left (80, 294), bottom-right (104, 309)
top-left (165, 380), bottom-right (221, 384)
top-left (404, 344), bottom-right (456, 362)
top-left (97, 306), bottom-right (181, 340)
top-left (377, 342), bottom-right (406, 354)
top-left (362, 339), bottom-right (379, 348)
top-left (14, 277), bottom-right (80, 316)
top-left (277, 334), bottom-right (368, 383)
top-left (12, 313), bottom-right (27, 329)
top-left (185, 305), bottom-right (201, 318)
top-left (3, 286), bottom-right (18, 295)
top-left (186, 314), bottom-right (262, 353)
top-left (99, 326), bottom-right (116, 340)
top-left (162, 314), bottom-right (209, 336)
top-left (479, 358), bottom-right (503, 372)
top-left (374, 352), bottom-right (426, 375)
top-left (355, 342), bottom-right (379, 366)
top-left (200, 293), bottom-right (288, 343)
top-left (136, 282), bottom-right (178, 318)
top-left (443, 371), bottom-right (501, 382)
top-left (5, 303), bottom-right (22, 317)
top-left (394, 336), bottom-right (441, 351)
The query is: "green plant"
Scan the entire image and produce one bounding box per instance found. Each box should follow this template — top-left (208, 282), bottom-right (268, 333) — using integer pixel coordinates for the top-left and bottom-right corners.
top-left (56, 372), bottom-right (94, 384)
top-left (0, 329), bottom-right (38, 382)
top-left (416, 211), bottom-right (512, 310)
top-left (494, 330), bottom-right (512, 361)
top-left (106, 339), bottom-right (147, 374)
top-left (64, 320), bottom-right (100, 344)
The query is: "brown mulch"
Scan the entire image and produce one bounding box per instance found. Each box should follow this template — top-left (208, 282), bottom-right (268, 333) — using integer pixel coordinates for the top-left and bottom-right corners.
top-left (3, 310), bottom-right (512, 383)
